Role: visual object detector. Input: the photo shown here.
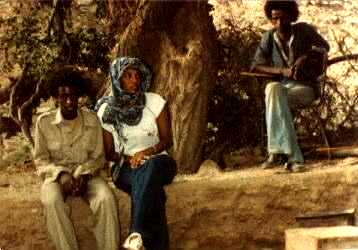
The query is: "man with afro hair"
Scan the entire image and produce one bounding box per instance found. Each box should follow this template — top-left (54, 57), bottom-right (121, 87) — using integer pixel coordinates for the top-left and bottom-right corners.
top-left (251, 0), bottom-right (329, 171)
top-left (34, 67), bottom-right (120, 250)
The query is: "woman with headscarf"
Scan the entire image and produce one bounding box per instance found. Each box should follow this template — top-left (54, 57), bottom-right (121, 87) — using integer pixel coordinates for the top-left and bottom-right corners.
top-left (96, 57), bottom-right (177, 250)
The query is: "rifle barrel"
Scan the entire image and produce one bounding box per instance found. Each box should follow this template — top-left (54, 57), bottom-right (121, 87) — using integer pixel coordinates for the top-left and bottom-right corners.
top-left (239, 72), bottom-right (275, 78)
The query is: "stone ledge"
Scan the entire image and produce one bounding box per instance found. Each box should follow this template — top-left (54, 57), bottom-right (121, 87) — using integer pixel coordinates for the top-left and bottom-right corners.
top-left (285, 226), bottom-right (358, 250)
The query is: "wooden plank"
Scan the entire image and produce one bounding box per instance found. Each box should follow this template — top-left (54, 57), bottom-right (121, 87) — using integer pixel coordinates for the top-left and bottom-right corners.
top-left (296, 209), bottom-right (356, 226)
top-left (296, 209), bottom-right (356, 220)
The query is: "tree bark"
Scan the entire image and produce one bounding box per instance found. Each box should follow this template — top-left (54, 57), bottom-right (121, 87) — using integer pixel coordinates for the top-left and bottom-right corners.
top-left (0, 116), bottom-right (21, 139)
top-left (115, 0), bottom-right (218, 173)
top-left (0, 78), bottom-right (16, 105)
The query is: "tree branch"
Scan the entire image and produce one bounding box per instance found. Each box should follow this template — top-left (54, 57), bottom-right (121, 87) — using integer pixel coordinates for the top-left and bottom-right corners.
top-left (9, 63), bottom-right (31, 125)
top-left (327, 53), bottom-right (358, 66)
top-left (45, 0), bottom-right (70, 45)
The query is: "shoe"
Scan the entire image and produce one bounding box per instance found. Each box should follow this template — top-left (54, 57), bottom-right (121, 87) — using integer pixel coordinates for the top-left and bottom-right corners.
top-left (123, 232), bottom-right (145, 250)
top-left (261, 154), bottom-right (286, 169)
top-left (284, 162), bottom-right (306, 172)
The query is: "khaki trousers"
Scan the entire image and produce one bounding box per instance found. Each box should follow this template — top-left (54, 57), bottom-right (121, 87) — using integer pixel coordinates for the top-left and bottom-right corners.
top-left (40, 176), bottom-right (120, 250)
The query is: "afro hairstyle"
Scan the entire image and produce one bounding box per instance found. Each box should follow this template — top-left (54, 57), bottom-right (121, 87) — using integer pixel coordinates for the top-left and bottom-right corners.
top-left (47, 66), bottom-right (90, 98)
top-left (264, 0), bottom-right (299, 22)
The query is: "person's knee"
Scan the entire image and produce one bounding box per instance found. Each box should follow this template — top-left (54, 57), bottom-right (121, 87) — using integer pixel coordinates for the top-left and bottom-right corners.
top-left (287, 86), bottom-right (315, 108)
top-left (95, 186), bottom-right (117, 206)
top-left (41, 186), bottom-right (63, 208)
top-left (144, 155), bottom-right (177, 185)
top-left (265, 81), bottom-right (283, 97)
top-left (145, 156), bottom-right (172, 172)
top-left (143, 157), bottom-right (161, 172)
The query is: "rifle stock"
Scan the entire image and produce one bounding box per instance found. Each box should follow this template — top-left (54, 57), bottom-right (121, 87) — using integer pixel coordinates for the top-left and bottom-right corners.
top-left (239, 72), bottom-right (276, 78)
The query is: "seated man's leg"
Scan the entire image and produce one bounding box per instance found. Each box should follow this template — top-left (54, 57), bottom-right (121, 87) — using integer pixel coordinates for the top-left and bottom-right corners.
top-left (40, 182), bottom-right (79, 250)
top-left (286, 81), bottom-right (316, 109)
top-left (285, 81), bottom-right (316, 163)
top-left (86, 176), bottom-right (120, 250)
top-left (120, 155), bottom-right (176, 250)
top-left (265, 81), bottom-right (304, 164)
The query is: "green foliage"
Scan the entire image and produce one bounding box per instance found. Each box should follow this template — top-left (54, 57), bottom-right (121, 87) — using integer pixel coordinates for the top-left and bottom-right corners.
top-left (67, 27), bottom-right (112, 72)
top-left (206, 17), bottom-right (265, 157)
top-left (0, 5), bottom-right (59, 77)
top-left (0, 1), bottom-right (112, 84)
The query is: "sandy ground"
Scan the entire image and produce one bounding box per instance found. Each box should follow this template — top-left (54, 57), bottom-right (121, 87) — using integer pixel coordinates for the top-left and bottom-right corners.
top-left (0, 1), bottom-right (357, 249)
top-left (1, 157), bottom-right (358, 250)
top-left (0, 164), bottom-right (46, 250)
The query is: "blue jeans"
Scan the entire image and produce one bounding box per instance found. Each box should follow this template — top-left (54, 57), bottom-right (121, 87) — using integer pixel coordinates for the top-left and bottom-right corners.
top-left (112, 154), bottom-right (177, 250)
top-left (265, 80), bottom-right (316, 163)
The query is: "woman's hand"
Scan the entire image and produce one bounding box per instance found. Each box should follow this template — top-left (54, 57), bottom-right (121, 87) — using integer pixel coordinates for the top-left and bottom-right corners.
top-left (129, 150), bottom-right (151, 169)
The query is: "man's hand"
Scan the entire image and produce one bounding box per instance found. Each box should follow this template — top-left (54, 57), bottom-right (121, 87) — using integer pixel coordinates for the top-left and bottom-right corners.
top-left (281, 67), bottom-right (294, 78)
top-left (58, 172), bottom-right (74, 197)
top-left (72, 175), bottom-right (90, 196)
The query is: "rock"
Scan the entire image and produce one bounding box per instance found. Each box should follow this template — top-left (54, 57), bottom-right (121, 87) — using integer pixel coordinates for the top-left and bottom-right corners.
top-left (223, 146), bottom-right (264, 168)
top-left (196, 159), bottom-right (222, 177)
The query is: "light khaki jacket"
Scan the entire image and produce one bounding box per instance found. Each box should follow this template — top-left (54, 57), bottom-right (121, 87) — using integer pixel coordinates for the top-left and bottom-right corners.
top-left (33, 108), bottom-right (105, 184)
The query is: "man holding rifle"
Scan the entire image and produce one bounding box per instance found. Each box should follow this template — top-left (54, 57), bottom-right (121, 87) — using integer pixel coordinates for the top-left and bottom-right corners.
top-left (251, 0), bottom-right (329, 171)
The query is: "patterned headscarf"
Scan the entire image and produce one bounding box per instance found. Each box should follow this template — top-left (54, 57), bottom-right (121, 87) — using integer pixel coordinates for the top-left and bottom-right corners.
top-left (95, 57), bottom-right (152, 135)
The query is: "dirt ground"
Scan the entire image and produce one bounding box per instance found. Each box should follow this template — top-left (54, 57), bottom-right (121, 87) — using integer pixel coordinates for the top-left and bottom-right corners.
top-left (0, 163), bottom-right (46, 250)
top-left (1, 157), bottom-right (358, 250)
top-left (0, 0), bottom-right (357, 249)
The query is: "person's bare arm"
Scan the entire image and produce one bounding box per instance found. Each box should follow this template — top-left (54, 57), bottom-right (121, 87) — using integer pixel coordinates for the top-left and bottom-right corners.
top-left (130, 104), bottom-right (172, 167)
top-left (252, 65), bottom-right (293, 78)
top-left (153, 103), bottom-right (173, 153)
top-left (103, 129), bottom-right (122, 162)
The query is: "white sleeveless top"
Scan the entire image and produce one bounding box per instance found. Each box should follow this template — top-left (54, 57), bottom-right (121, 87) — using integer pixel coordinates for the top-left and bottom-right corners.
top-left (97, 92), bottom-right (167, 156)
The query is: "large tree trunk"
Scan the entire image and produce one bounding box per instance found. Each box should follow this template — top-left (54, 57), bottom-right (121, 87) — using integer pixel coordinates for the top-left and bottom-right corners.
top-left (115, 1), bottom-right (218, 173)
top-left (0, 78), bottom-right (16, 105)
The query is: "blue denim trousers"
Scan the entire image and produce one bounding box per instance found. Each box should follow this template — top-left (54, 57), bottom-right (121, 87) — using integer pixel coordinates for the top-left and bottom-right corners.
top-left (112, 154), bottom-right (177, 250)
top-left (265, 80), bottom-right (316, 163)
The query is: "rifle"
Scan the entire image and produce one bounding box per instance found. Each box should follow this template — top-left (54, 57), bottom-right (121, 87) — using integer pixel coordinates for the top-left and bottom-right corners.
top-left (239, 71), bottom-right (276, 78)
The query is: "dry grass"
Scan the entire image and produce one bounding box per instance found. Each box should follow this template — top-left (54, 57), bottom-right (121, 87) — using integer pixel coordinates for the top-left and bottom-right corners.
top-left (0, 133), bottom-right (32, 169)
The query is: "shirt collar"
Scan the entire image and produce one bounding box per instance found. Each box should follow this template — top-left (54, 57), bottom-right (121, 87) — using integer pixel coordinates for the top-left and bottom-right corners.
top-left (273, 25), bottom-right (295, 66)
top-left (51, 107), bottom-right (98, 128)
top-left (51, 108), bottom-right (80, 125)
